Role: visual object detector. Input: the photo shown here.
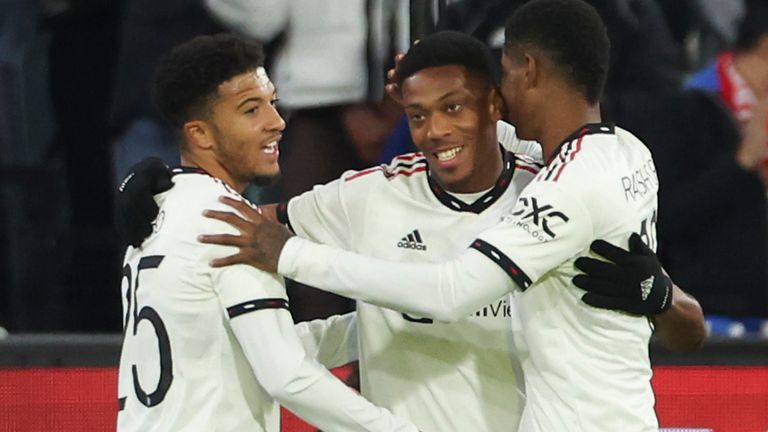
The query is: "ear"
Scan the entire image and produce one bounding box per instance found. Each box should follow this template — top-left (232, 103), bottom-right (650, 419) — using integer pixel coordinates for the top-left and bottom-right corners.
top-left (183, 120), bottom-right (214, 151)
top-left (489, 87), bottom-right (505, 122)
top-left (523, 52), bottom-right (539, 90)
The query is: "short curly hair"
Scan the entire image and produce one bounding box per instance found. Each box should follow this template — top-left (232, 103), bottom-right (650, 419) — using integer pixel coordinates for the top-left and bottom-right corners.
top-left (152, 33), bottom-right (266, 128)
top-left (504, 0), bottom-right (610, 104)
top-left (396, 31), bottom-right (497, 88)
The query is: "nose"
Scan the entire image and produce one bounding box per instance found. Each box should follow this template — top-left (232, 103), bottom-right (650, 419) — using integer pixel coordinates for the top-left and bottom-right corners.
top-left (426, 113), bottom-right (451, 140)
top-left (265, 103), bottom-right (286, 132)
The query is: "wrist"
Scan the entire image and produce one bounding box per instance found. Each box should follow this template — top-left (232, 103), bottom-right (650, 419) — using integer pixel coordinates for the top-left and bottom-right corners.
top-left (655, 276), bottom-right (674, 315)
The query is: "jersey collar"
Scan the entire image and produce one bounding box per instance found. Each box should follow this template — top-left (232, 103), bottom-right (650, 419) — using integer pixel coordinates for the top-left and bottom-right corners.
top-left (427, 146), bottom-right (515, 214)
top-left (171, 166), bottom-right (211, 176)
top-left (551, 122), bottom-right (615, 160)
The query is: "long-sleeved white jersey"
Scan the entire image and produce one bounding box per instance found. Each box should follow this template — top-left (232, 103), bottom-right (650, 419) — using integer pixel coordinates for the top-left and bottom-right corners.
top-left (278, 124), bottom-right (660, 431)
top-left (116, 169), bottom-right (417, 432)
top-left (277, 122), bottom-right (541, 431)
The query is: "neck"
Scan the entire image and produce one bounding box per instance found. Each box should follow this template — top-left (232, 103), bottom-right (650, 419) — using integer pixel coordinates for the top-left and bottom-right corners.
top-left (733, 51), bottom-right (768, 99)
top-left (536, 93), bottom-right (602, 163)
top-left (180, 151), bottom-right (247, 193)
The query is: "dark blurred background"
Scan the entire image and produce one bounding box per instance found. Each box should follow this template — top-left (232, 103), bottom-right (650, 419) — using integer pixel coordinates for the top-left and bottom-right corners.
top-left (1, 0), bottom-right (767, 337)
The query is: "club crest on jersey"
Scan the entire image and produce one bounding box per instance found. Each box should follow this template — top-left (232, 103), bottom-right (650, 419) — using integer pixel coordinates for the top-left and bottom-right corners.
top-left (508, 196), bottom-right (569, 242)
top-left (397, 229), bottom-right (427, 251)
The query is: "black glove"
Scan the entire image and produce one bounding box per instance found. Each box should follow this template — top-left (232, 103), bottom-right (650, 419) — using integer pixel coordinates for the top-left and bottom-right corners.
top-left (573, 233), bottom-right (673, 316)
top-left (115, 158), bottom-right (173, 247)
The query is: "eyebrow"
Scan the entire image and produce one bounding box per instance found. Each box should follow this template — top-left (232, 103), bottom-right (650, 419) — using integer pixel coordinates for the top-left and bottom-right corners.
top-left (236, 90), bottom-right (277, 109)
top-left (237, 97), bottom-right (262, 109)
top-left (404, 90), bottom-right (464, 109)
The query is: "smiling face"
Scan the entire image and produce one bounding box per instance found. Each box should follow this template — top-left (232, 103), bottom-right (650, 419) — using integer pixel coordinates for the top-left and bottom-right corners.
top-left (205, 67), bottom-right (285, 188)
top-left (402, 65), bottom-right (503, 193)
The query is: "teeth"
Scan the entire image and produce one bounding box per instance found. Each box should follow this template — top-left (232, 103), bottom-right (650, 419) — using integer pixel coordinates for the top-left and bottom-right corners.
top-left (263, 142), bottom-right (278, 154)
top-left (435, 146), bottom-right (462, 161)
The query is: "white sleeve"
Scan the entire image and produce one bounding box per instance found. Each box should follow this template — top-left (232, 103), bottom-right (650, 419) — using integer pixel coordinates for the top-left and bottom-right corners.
top-left (295, 312), bottom-right (359, 369)
top-left (215, 268), bottom-right (416, 432)
top-left (204, 0), bottom-right (289, 42)
top-left (496, 120), bottom-right (543, 160)
top-left (474, 180), bottom-right (593, 287)
top-left (278, 238), bottom-right (514, 322)
top-left (275, 181), bottom-right (592, 321)
top-left (283, 177), bottom-right (354, 249)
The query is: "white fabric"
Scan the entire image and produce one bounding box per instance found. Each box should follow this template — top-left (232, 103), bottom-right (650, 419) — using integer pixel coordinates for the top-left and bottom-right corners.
top-left (204, 0), bottom-right (408, 107)
top-left (284, 144), bottom-right (538, 431)
top-left (479, 126), bottom-right (658, 431)
top-left (279, 125), bottom-right (660, 431)
top-left (117, 173), bottom-right (416, 432)
top-left (497, 120), bottom-right (542, 160)
top-left (295, 312), bottom-right (359, 369)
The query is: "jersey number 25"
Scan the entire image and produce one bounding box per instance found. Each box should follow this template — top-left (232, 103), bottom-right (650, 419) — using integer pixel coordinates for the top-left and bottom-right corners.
top-left (120, 256), bottom-right (173, 408)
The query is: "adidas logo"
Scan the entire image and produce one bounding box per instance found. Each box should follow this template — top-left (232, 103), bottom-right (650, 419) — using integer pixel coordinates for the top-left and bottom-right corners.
top-left (397, 230), bottom-right (427, 251)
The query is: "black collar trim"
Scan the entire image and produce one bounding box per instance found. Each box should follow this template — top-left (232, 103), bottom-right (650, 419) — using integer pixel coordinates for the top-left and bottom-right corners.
top-left (427, 146), bottom-right (515, 214)
top-left (550, 123), bottom-right (615, 162)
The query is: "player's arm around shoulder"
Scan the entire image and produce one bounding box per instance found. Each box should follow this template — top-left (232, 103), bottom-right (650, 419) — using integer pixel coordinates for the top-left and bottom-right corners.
top-left (218, 266), bottom-right (416, 431)
top-left (478, 177), bottom-right (596, 286)
top-left (197, 192), bottom-right (286, 292)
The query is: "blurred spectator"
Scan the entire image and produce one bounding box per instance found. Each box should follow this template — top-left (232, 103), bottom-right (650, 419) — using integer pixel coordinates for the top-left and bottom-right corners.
top-left (658, 0), bottom-right (746, 71)
top-left (37, 0), bottom-right (124, 331)
top-left (0, 0), bottom-right (65, 331)
top-left (687, 0), bottom-right (768, 126)
top-left (205, 0), bottom-right (408, 320)
top-left (589, 0), bottom-right (768, 320)
top-left (109, 0), bottom-right (223, 186)
top-left (622, 90), bottom-right (768, 319)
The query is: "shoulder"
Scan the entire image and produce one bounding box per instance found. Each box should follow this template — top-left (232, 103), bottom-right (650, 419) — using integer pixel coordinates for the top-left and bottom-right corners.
top-left (497, 121), bottom-right (543, 161)
top-left (157, 172), bottom-right (250, 240)
top-left (532, 124), bottom-right (630, 202)
top-left (164, 172), bottom-right (242, 214)
top-left (340, 152), bottom-right (428, 185)
top-left (536, 125), bottom-right (613, 182)
top-left (513, 152), bottom-right (544, 177)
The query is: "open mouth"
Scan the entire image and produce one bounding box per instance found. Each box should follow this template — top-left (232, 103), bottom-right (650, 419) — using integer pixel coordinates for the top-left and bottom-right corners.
top-left (263, 142), bottom-right (278, 154)
top-left (434, 146), bottom-right (463, 162)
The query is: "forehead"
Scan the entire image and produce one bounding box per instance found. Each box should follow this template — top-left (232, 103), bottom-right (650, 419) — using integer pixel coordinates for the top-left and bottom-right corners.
top-left (217, 67), bottom-right (275, 99)
top-left (401, 65), bottom-right (479, 102)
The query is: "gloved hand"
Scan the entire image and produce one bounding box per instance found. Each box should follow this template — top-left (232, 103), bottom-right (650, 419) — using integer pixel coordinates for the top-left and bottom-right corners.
top-left (115, 158), bottom-right (173, 247)
top-left (573, 233), bottom-right (673, 316)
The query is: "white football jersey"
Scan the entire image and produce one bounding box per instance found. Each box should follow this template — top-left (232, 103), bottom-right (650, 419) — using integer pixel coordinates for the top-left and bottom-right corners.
top-left (281, 138), bottom-right (542, 432)
top-left (117, 169), bottom-right (417, 432)
top-left (473, 124), bottom-right (659, 431)
top-left (277, 123), bottom-right (661, 432)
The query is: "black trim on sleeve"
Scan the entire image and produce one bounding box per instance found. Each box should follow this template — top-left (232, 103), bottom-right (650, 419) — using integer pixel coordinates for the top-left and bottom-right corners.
top-left (275, 202), bottom-right (295, 233)
top-left (118, 397), bottom-right (126, 411)
top-left (470, 239), bottom-right (533, 291)
top-left (227, 298), bottom-right (289, 319)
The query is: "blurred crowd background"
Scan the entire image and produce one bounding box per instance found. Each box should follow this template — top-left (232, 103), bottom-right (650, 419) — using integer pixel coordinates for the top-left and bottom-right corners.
top-left (1, 0), bottom-right (767, 337)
